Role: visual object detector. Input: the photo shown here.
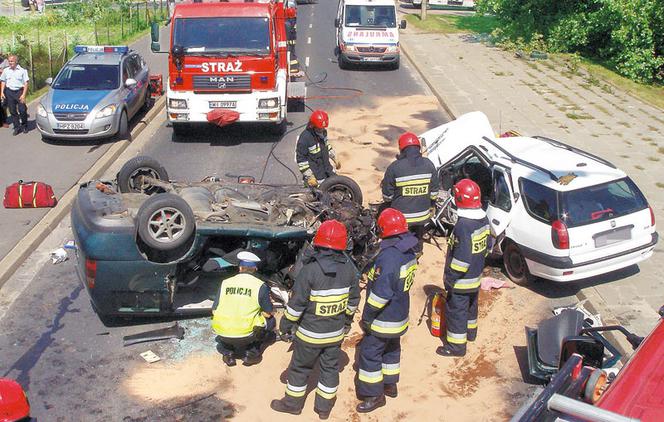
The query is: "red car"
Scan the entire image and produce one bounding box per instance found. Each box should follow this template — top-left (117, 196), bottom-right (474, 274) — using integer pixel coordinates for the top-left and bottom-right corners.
top-left (0, 379), bottom-right (29, 422)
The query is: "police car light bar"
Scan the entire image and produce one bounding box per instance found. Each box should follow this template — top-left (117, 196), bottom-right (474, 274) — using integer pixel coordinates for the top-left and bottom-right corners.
top-left (74, 45), bottom-right (129, 54)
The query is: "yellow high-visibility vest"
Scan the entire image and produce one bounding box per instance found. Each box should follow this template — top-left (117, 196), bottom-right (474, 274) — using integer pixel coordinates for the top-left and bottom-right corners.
top-left (211, 273), bottom-right (267, 338)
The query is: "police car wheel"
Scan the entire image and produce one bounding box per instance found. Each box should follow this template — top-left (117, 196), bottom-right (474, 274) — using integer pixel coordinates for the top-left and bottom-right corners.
top-left (319, 175), bottom-right (363, 205)
top-left (136, 193), bottom-right (195, 252)
top-left (117, 155), bottom-right (170, 194)
top-left (117, 110), bottom-right (129, 140)
top-left (503, 241), bottom-right (535, 285)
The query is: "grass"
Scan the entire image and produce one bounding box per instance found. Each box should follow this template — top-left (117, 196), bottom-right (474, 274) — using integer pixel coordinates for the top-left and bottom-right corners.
top-left (405, 13), bottom-right (499, 34)
top-left (647, 156), bottom-right (660, 162)
top-left (566, 112), bottom-right (593, 120)
top-left (658, 147), bottom-right (664, 155)
top-left (656, 182), bottom-right (664, 188)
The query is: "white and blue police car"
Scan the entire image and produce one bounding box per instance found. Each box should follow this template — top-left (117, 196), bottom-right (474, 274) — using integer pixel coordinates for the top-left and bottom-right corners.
top-left (36, 46), bottom-right (150, 141)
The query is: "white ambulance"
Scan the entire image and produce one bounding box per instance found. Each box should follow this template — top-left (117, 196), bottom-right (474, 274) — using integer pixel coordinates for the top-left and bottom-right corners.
top-left (335, 0), bottom-right (406, 69)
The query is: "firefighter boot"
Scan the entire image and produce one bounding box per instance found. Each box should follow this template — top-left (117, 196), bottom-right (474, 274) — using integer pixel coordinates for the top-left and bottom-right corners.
top-left (435, 346), bottom-right (465, 357)
top-left (314, 407), bottom-right (330, 420)
top-left (222, 353), bottom-right (236, 367)
top-left (356, 395), bottom-right (386, 413)
top-left (243, 350), bottom-right (262, 366)
top-left (384, 383), bottom-right (398, 398)
top-left (270, 398), bottom-right (303, 416)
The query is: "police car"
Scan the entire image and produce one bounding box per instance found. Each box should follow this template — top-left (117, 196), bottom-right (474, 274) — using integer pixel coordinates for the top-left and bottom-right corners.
top-left (36, 46), bottom-right (150, 141)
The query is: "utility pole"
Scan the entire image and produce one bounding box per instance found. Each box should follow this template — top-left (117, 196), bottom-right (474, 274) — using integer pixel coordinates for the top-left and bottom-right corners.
top-left (421, 0), bottom-right (428, 20)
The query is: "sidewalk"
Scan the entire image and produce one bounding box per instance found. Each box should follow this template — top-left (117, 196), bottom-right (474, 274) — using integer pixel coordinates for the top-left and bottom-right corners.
top-left (400, 27), bottom-right (664, 343)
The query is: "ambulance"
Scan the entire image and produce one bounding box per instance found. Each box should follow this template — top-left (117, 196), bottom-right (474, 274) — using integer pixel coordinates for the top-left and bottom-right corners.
top-left (335, 0), bottom-right (406, 69)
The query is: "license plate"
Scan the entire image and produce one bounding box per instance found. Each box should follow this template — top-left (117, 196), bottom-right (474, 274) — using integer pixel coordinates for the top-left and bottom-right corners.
top-left (362, 57), bottom-right (382, 62)
top-left (593, 225), bottom-right (632, 248)
top-left (209, 101), bottom-right (237, 109)
top-left (56, 122), bottom-right (86, 130)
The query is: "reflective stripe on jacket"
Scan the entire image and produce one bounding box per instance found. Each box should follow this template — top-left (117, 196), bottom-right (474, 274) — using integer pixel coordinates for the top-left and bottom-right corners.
top-left (443, 208), bottom-right (490, 293)
top-left (211, 273), bottom-right (267, 338)
top-left (295, 127), bottom-right (335, 180)
top-left (362, 232), bottom-right (418, 338)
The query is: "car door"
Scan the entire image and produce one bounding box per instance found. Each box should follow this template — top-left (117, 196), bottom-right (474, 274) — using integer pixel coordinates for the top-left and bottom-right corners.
top-left (486, 165), bottom-right (515, 241)
top-left (122, 56), bottom-right (140, 117)
top-left (134, 54), bottom-right (149, 108)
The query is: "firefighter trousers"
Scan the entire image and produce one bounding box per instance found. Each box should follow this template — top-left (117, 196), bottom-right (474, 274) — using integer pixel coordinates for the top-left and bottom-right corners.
top-left (357, 334), bottom-right (401, 397)
top-left (283, 341), bottom-right (340, 413)
top-left (444, 291), bottom-right (479, 354)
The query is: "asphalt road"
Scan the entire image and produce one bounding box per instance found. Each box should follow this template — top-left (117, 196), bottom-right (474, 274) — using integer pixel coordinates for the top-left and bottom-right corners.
top-left (0, 2), bottom-right (446, 420)
top-left (0, 25), bottom-right (170, 260)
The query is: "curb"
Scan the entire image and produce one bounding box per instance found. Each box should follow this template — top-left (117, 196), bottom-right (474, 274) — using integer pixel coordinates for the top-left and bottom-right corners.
top-left (0, 95), bottom-right (166, 290)
top-left (399, 32), bottom-right (632, 362)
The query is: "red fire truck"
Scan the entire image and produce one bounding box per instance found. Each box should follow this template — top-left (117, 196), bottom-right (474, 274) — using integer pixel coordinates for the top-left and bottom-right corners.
top-left (151, 0), bottom-right (304, 136)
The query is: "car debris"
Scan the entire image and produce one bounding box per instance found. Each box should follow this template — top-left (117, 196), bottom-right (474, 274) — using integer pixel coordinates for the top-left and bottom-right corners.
top-left (49, 248), bottom-right (68, 264)
top-left (123, 323), bottom-right (185, 347)
top-left (139, 350), bottom-right (161, 364)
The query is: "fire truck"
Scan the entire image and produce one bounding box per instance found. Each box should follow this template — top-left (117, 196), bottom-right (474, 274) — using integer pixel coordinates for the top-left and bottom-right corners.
top-left (150, 0), bottom-right (305, 136)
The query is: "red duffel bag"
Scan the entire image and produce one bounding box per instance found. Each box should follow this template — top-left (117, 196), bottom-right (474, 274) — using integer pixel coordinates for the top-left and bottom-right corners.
top-left (3, 180), bottom-right (57, 208)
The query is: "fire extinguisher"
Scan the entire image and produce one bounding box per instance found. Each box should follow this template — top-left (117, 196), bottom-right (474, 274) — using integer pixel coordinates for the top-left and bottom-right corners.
top-left (430, 292), bottom-right (444, 337)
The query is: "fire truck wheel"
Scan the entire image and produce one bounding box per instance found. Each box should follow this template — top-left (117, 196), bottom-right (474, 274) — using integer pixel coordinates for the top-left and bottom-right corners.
top-left (172, 123), bottom-right (191, 139)
top-left (320, 175), bottom-right (363, 205)
top-left (270, 120), bottom-right (288, 136)
top-left (117, 155), bottom-right (170, 194)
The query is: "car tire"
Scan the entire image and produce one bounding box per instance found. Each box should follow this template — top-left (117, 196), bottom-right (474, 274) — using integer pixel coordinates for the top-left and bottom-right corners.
top-left (503, 241), bottom-right (535, 285)
top-left (136, 193), bottom-right (195, 252)
top-left (320, 175), bottom-right (363, 205)
top-left (117, 110), bottom-right (129, 140)
top-left (391, 58), bottom-right (400, 70)
top-left (338, 54), bottom-right (350, 70)
top-left (141, 89), bottom-right (152, 113)
top-left (117, 155), bottom-right (169, 194)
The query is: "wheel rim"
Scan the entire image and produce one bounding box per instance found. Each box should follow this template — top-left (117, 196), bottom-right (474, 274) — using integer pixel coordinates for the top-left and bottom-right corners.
top-left (128, 167), bottom-right (161, 193)
top-left (507, 248), bottom-right (525, 279)
top-left (147, 207), bottom-right (186, 243)
top-left (326, 183), bottom-right (354, 202)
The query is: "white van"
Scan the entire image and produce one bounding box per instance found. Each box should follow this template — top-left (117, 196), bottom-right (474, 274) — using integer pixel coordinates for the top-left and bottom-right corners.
top-left (335, 0), bottom-right (406, 69)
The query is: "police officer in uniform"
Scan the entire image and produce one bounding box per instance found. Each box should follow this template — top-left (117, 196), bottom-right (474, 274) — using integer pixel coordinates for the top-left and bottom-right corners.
top-left (381, 132), bottom-right (439, 253)
top-left (271, 220), bottom-right (360, 420)
top-left (436, 179), bottom-right (490, 357)
top-left (211, 251), bottom-right (275, 367)
top-left (296, 110), bottom-right (341, 188)
top-left (356, 208), bottom-right (418, 413)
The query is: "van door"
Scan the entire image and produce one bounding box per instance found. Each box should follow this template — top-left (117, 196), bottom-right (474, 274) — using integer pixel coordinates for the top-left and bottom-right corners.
top-left (336, 0), bottom-right (344, 51)
top-left (486, 165), bottom-right (515, 240)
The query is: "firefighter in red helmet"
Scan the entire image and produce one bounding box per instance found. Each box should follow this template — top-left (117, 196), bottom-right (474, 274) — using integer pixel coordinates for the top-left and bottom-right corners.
top-left (356, 208), bottom-right (418, 413)
top-left (381, 132), bottom-right (439, 254)
top-left (437, 179), bottom-right (490, 357)
top-left (272, 220), bottom-right (360, 420)
top-left (296, 110), bottom-right (341, 188)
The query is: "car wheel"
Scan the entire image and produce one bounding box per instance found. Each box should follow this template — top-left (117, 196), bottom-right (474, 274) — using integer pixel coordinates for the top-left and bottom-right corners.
top-left (141, 89), bottom-right (152, 112)
top-left (117, 155), bottom-right (169, 194)
top-left (338, 54), bottom-right (349, 70)
top-left (117, 110), bottom-right (129, 140)
top-left (503, 241), bottom-right (535, 285)
top-left (136, 193), bottom-right (195, 252)
top-left (391, 58), bottom-right (400, 71)
top-left (319, 175), bottom-right (363, 205)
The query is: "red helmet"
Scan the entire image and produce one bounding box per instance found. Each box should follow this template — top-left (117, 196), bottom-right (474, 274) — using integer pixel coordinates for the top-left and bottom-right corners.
top-left (454, 178), bottom-right (481, 209)
top-left (377, 208), bottom-right (408, 238)
top-left (313, 219), bottom-right (347, 250)
top-left (398, 132), bottom-right (421, 151)
top-left (309, 110), bottom-right (329, 130)
top-left (0, 378), bottom-right (30, 422)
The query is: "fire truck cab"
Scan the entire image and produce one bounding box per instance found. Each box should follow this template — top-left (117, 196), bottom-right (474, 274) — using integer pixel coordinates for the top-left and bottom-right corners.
top-left (151, 0), bottom-right (304, 136)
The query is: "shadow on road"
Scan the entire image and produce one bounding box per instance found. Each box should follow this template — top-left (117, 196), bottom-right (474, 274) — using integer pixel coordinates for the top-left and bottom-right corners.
top-left (170, 122), bottom-right (295, 145)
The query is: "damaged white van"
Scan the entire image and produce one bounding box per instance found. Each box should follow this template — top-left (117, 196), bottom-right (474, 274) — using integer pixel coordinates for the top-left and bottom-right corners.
top-left (420, 112), bottom-right (658, 284)
top-left (335, 0), bottom-right (406, 69)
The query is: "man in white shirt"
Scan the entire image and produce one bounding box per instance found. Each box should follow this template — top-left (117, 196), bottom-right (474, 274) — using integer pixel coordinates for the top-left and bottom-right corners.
top-left (0, 55), bottom-right (30, 135)
top-left (0, 52), bottom-right (9, 128)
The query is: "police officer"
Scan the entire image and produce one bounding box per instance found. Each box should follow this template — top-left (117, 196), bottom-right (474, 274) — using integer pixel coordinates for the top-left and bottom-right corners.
top-left (436, 179), bottom-right (490, 357)
top-left (356, 208), bottom-right (418, 413)
top-left (0, 54), bottom-right (29, 136)
top-left (296, 110), bottom-right (341, 188)
top-left (271, 220), bottom-right (360, 420)
top-left (211, 251), bottom-right (275, 367)
top-left (381, 132), bottom-right (439, 253)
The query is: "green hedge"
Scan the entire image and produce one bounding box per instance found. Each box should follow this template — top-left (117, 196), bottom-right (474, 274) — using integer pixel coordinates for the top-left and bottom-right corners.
top-left (476, 0), bottom-right (664, 83)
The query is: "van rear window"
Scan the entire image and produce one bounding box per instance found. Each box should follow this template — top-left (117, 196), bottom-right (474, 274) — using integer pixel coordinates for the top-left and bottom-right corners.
top-left (561, 178), bottom-right (648, 228)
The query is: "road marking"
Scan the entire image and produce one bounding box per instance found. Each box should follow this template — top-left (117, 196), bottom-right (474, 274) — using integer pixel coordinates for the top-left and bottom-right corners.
top-left (305, 56), bottom-right (310, 67)
top-left (307, 37), bottom-right (311, 44)
top-left (309, 24), bottom-right (312, 29)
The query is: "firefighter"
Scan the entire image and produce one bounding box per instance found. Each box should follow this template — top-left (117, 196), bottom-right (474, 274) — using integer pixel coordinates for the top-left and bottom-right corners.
top-left (271, 220), bottom-right (360, 420)
top-left (436, 179), bottom-right (490, 357)
top-left (285, 0), bottom-right (300, 76)
top-left (211, 251), bottom-right (276, 367)
top-left (381, 132), bottom-right (439, 254)
top-left (356, 208), bottom-right (418, 413)
top-left (296, 110), bottom-right (341, 188)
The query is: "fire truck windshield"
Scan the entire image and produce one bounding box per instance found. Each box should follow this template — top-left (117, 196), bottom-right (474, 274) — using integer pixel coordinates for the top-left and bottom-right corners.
top-left (173, 17), bottom-right (271, 55)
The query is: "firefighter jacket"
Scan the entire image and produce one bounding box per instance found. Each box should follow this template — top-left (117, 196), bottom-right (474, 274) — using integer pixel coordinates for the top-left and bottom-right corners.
top-left (211, 273), bottom-right (273, 338)
top-left (381, 146), bottom-right (440, 226)
top-left (443, 208), bottom-right (491, 293)
top-left (362, 232), bottom-right (418, 338)
top-left (296, 127), bottom-right (336, 181)
top-left (282, 248), bottom-right (360, 347)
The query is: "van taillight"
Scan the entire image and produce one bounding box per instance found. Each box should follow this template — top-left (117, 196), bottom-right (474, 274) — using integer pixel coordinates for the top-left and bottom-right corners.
top-left (551, 220), bottom-right (569, 249)
top-left (649, 206), bottom-right (655, 227)
top-left (85, 259), bottom-right (97, 289)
